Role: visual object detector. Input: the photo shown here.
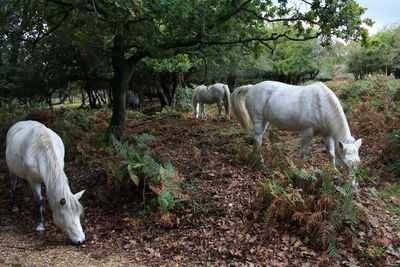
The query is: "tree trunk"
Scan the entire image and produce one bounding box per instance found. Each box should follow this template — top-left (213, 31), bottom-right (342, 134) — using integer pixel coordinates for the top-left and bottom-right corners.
top-left (227, 74), bottom-right (236, 92)
top-left (107, 32), bottom-right (133, 140)
top-left (156, 72), bottom-right (183, 110)
top-left (84, 81), bottom-right (98, 109)
top-left (79, 89), bottom-right (86, 108)
top-left (170, 72), bottom-right (183, 110)
top-left (108, 65), bottom-right (131, 140)
top-left (106, 23), bottom-right (150, 140)
top-left (157, 86), bottom-right (169, 108)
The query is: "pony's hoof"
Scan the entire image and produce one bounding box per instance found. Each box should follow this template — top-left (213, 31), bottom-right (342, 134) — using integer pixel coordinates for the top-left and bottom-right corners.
top-left (35, 230), bottom-right (45, 237)
top-left (11, 206), bottom-right (19, 215)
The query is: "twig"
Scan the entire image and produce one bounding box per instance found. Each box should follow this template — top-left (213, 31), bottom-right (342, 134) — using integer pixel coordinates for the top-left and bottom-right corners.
top-left (127, 116), bottom-right (168, 128)
top-left (2, 245), bottom-right (32, 250)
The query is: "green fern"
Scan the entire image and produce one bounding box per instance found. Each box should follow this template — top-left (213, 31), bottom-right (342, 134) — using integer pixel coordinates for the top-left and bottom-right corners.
top-left (108, 134), bottom-right (183, 211)
top-left (326, 235), bottom-right (341, 261)
top-left (63, 109), bottom-right (91, 129)
top-left (157, 162), bottom-right (182, 211)
top-left (136, 133), bottom-right (159, 147)
top-left (127, 162), bottom-right (144, 185)
top-left (329, 209), bottom-right (343, 231)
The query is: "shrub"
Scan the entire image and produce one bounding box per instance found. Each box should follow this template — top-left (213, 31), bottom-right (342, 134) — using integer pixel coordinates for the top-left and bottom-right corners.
top-left (108, 134), bottom-right (185, 211)
top-left (126, 110), bottom-right (146, 121)
top-left (176, 85), bottom-right (194, 113)
top-left (63, 109), bottom-right (91, 130)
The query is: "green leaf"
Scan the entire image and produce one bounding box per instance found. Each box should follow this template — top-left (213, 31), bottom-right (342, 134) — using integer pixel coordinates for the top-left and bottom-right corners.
top-left (127, 163), bottom-right (142, 185)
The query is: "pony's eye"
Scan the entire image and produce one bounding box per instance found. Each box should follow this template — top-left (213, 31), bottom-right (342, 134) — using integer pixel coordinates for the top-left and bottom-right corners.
top-left (59, 198), bottom-right (66, 206)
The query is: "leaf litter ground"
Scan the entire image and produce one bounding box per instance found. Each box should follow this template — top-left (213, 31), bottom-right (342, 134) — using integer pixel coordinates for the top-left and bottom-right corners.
top-left (0, 108), bottom-right (399, 266)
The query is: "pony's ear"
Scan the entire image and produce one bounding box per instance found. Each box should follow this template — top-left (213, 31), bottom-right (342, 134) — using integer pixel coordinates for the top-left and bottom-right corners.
top-left (74, 190), bottom-right (85, 200)
top-left (338, 141), bottom-right (344, 150)
top-left (60, 198), bottom-right (66, 206)
top-left (355, 138), bottom-right (362, 149)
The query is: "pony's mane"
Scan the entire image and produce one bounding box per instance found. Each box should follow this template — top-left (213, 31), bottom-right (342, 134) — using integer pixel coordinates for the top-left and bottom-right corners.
top-left (33, 127), bottom-right (83, 213)
top-left (317, 82), bottom-right (354, 143)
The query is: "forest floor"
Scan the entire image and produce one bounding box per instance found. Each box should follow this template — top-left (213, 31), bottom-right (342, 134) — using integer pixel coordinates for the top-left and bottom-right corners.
top-left (0, 107), bottom-right (399, 266)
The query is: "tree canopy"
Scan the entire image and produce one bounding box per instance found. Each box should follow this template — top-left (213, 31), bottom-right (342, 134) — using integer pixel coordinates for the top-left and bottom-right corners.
top-left (347, 26), bottom-right (400, 78)
top-left (1, 0), bottom-right (369, 138)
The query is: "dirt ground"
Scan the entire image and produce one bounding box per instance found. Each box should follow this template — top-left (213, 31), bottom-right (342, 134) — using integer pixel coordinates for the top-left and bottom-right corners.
top-left (0, 109), bottom-right (399, 266)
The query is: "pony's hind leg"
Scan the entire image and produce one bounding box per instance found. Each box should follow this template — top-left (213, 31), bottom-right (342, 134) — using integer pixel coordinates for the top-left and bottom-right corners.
top-left (216, 101), bottom-right (223, 118)
top-left (9, 172), bottom-right (19, 214)
top-left (29, 181), bottom-right (45, 236)
top-left (201, 103), bottom-right (207, 120)
top-left (223, 97), bottom-right (230, 120)
top-left (253, 120), bottom-right (269, 164)
top-left (300, 128), bottom-right (314, 156)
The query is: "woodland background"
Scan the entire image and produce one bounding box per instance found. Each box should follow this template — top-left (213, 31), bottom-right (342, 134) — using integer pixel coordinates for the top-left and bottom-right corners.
top-left (0, 0), bottom-right (399, 266)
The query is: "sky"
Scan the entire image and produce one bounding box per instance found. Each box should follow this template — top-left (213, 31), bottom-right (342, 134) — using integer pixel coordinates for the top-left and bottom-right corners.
top-left (357, 0), bottom-right (400, 34)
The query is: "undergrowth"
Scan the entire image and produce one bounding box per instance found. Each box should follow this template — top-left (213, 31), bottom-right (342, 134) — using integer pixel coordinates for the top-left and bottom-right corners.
top-left (263, 166), bottom-right (361, 260)
top-left (176, 85), bottom-right (194, 113)
top-left (384, 130), bottom-right (400, 179)
top-left (326, 75), bottom-right (400, 179)
top-left (107, 134), bottom-right (186, 212)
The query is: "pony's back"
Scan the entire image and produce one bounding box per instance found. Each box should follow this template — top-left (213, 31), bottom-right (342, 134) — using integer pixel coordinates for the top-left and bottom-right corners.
top-left (6, 120), bottom-right (65, 181)
top-left (245, 81), bottom-right (352, 140)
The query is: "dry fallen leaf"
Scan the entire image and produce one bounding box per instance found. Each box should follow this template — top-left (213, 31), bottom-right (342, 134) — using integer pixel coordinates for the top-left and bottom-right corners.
top-left (368, 216), bottom-right (380, 228)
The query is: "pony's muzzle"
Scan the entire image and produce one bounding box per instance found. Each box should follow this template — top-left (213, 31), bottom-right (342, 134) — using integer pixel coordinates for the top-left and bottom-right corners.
top-left (71, 236), bottom-right (85, 245)
top-left (348, 159), bottom-right (360, 167)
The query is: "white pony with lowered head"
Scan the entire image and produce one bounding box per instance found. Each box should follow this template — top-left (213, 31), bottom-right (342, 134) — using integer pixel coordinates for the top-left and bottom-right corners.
top-left (6, 120), bottom-right (85, 244)
top-left (231, 81), bottom-right (362, 167)
top-left (192, 83), bottom-right (231, 120)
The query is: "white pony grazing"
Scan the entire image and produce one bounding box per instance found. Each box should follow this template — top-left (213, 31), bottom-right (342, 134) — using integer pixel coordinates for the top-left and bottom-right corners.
top-left (192, 83), bottom-right (231, 120)
top-left (231, 81), bottom-right (362, 167)
top-left (6, 120), bottom-right (85, 244)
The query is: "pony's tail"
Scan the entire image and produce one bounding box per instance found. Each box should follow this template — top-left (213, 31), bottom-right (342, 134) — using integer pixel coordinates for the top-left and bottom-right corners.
top-left (223, 84), bottom-right (231, 119)
top-left (231, 85), bottom-right (253, 132)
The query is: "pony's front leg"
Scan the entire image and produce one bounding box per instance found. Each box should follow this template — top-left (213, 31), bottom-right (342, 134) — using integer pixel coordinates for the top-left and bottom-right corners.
top-left (253, 120), bottom-right (269, 164)
top-left (9, 172), bottom-right (19, 214)
top-left (324, 136), bottom-right (336, 166)
top-left (29, 181), bottom-right (45, 236)
top-left (193, 102), bottom-right (199, 119)
top-left (300, 128), bottom-right (314, 156)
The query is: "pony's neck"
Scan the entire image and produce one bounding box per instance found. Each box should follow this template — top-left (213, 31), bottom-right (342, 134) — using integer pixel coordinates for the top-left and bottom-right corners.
top-left (331, 116), bottom-right (353, 143)
top-left (44, 167), bottom-right (72, 208)
top-left (322, 83), bottom-right (354, 143)
top-left (36, 136), bottom-right (72, 209)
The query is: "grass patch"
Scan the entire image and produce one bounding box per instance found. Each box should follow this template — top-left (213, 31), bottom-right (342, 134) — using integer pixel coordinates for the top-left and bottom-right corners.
top-left (53, 102), bottom-right (82, 109)
top-left (213, 126), bottom-right (240, 138)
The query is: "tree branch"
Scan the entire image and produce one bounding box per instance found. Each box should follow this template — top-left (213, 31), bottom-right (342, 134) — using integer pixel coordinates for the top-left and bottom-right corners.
top-left (31, 7), bottom-right (72, 47)
top-left (158, 30), bottom-right (321, 52)
top-left (45, 0), bottom-right (72, 7)
top-left (300, 0), bottom-right (312, 6)
top-left (242, 7), bottom-right (317, 24)
top-left (258, 40), bottom-right (275, 52)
